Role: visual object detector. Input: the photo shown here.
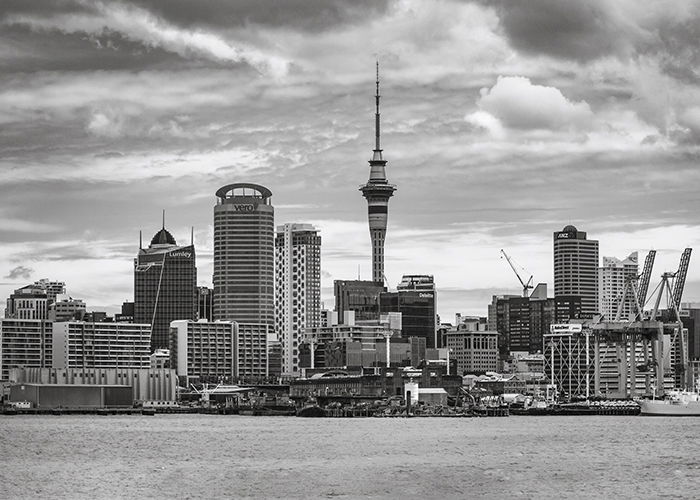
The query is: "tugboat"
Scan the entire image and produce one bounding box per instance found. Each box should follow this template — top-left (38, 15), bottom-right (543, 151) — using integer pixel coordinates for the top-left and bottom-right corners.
top-left (296, 397), bottom-right (326, 417)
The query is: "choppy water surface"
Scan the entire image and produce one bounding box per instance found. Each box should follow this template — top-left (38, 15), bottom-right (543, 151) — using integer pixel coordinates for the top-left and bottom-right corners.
top-left (1, 415), bottom-right (699, 499)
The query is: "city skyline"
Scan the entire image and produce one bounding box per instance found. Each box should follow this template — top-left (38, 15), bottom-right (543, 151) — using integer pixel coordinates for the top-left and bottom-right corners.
top-left (2, 1), bottom-right (700, 320)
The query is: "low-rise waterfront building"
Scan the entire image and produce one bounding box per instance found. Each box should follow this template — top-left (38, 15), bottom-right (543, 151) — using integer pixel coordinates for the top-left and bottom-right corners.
top-left (52, 321), bottom-right (151, 370)
top-left (0, 319), bottom-right (53, 380)
top-left (9, 366), bottom-right (176, 402)
top-left (290, 366), bottom-right (462, 400)
top-left (170, 320), bottom-right (237, 385)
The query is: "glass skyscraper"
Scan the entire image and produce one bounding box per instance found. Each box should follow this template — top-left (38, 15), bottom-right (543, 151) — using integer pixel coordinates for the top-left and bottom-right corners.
top-left (134, 226), bottom-right (196, 352)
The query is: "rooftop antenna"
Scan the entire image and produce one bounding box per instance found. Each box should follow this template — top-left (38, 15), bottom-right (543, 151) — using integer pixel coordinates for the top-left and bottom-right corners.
top-left (139, 230), bottom-right (142, 250)
top-left (191, 226), bottom-right (194, 246)
top-left (162, 209), bottom-right (166, 229)
top-left (358, 264), bottom-right (361, 281)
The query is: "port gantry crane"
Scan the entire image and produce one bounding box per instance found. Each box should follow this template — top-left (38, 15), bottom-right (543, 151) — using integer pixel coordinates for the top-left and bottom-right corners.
top-left (591, 248), bottom-right (692, 397)
top-left (500, 249), bottom-right (533, 298)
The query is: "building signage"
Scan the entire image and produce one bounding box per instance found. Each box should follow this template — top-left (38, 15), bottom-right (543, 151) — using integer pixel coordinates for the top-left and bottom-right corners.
top-left (556, 232), bottom-right (572, 239)
top-left (233, 204), bottom-right (255, 212)
top-left (419, 293), bottom-right (434, 298)
top-left (549, 323), bottom-right (583, 334)
top-left (169, 251), bottom-right (192, 258)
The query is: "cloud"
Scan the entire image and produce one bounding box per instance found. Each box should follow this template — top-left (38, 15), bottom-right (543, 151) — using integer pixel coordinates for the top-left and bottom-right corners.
top-left (4, 265), bottom-right (33, 280)
top-left (474, 76), bottom-right (593, 131)
top-left (678, 107), bottom-right (700, 140)
top-left (464, 110), bottom-right (505, 138)
top-left (3, 1), bottom-right (289, 77)
top-left (126, 0), bottom-right (392, 33)
top-left (483, 0), bottom-right (641, 62)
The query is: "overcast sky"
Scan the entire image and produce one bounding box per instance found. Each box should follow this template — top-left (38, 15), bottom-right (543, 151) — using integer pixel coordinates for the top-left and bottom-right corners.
top-left (2, 0), bottom-right (700, 320)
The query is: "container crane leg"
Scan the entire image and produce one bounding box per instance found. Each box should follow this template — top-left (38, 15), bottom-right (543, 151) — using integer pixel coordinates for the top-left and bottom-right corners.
top-left (629, 333), bottom-right (636, 398)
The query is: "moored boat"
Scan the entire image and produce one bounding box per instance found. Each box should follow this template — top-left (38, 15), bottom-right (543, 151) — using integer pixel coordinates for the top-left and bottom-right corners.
top-left (640, 390), bottom-right (700, 416)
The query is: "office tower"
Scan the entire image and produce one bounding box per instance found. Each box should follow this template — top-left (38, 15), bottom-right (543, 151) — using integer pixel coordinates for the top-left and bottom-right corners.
top-left (274, 223), bottom-right (321, 376)
top-left (489, 290), bottom-right (581, 359)
top-left (51, 321), bottom-right (151, 370)
top-left (0, 319), bottom-right (52, 380)
top-left (170, 320), bottom-right (237, 384)
top-left (380, 275), bottom-right (437, 348)
top-left (134, 223), bottom-right (197, 351)
top-left (599, 252), bottom-right (639, 321)
top-left (213, 183), bottom-right (274, 326)
top-left (442, 329), bottom-right (498, 374)
top-left (115, 302), bottom-right (134, 323)
top-left (5, 279), bottom-right (66, 320)
top-left (360, 63), bottom-right (396, 284)
top-left (196, 286), bottom-right (214, 321)
top-left (553, 225), bottom-right (599, 317)
top-left (334, 280), bottom-right (386, 323)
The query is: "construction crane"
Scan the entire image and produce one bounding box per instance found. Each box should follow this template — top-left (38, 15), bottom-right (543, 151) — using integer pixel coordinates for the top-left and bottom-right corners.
top-left (500, 249), bottom-right (533, 298)
top-left (672, 248), bottom-right (692, 312)
top-left (637, 250), bottom-right (656, 314)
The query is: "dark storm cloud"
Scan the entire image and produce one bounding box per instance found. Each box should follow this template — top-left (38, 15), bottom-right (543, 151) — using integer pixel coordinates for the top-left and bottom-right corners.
top-left (0, 26), bottom-right (190, 73)
top-left (4, 265), bottom-right (33, 280)
top-left (127, 0), bottom-right (391, 32)
top-left (480, 0), bottom-right (637, 62)
top-left (480, 0), bottom-right (700, 82)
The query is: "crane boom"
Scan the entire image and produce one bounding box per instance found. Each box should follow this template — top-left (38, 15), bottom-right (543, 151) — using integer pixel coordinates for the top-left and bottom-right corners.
top-left (672, 248), bottom-right (692, 310)
top-left (637, 250), bottom-right (656, 308)
top-left (500, 249), bottom-right (533, 298)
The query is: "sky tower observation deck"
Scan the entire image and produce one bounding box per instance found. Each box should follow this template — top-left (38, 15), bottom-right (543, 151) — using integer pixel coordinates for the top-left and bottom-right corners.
top-left (360, 63), bottom-right (396, 284)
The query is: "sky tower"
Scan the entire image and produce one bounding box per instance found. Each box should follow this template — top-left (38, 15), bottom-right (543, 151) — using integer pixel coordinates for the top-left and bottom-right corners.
top-left (360, 62), bottom-right (396, 284)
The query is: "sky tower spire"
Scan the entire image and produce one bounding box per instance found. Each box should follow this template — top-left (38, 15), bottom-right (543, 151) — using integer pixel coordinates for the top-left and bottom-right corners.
top-left (374, 61), bottom-right (382, 158)
top-left (360, 61), bottom-right (396, 284)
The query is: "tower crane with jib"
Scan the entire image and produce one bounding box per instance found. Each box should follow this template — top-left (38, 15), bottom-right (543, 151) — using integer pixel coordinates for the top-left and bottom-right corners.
top-left (500, 249), bottom-right (533, 298)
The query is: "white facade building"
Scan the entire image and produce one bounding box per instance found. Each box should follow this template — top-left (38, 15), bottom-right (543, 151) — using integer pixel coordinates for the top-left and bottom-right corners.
top-left (274, 223), bottom-right (321, 376)
top-left (0, 319), bottom-right (53, 380)
top-left (51, 322), bottom-right (151, 370)
top-left (599, 252), bottom-right (638, 321)
top-left (4, 279), bottom-right (65, 320)
top-left (170, 320), bottom-right (237, 383)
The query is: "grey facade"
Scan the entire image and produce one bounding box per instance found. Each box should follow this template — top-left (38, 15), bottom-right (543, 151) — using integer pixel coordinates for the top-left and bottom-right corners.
top-left (553, 225), bottom-right (599, 318)
top-left (134, 226), bottom-right (197, 351)
top-left (213, 183), bottom-right (274, 326)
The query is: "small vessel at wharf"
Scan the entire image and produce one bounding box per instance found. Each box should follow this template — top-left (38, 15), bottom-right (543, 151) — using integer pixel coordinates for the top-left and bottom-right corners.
top-left (640, 390), bottom-right (700, 416)
top-left (296, 398), bottom-right (327, 417)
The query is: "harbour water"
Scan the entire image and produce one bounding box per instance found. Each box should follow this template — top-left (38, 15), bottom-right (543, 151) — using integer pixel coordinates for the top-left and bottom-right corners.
top-left (1, 415), bottom-right (699, 499)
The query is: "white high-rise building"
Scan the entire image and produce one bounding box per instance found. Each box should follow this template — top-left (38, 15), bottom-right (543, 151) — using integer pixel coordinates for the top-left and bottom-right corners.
top-left (599, 252), bottom-right (638, 321)
top-left (274, 223), bottom-right (321, 376)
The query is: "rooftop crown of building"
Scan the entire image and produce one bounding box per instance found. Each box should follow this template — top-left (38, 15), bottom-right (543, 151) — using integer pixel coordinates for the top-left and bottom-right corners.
top-left (150, 228), bottom-right (177, 246)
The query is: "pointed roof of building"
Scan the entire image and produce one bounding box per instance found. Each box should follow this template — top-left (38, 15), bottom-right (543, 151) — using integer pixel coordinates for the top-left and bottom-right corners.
top-left (150, 228), bottom-right (176, 246)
